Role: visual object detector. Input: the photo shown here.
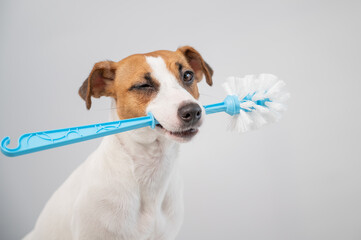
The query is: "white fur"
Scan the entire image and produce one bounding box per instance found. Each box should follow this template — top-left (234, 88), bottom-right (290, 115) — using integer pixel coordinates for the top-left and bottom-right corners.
top-left (24, 56), bottom-right (202, 240)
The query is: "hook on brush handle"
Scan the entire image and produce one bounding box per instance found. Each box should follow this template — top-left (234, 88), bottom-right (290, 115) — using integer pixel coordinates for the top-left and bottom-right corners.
top-left (1, 113), bottom-right (157, 157)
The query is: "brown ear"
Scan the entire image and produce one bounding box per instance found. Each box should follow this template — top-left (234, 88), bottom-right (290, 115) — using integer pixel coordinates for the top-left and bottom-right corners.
top-left (79, 61), bottom-right (117, 109)
top-left (177, 46), bottom-right (213, 86)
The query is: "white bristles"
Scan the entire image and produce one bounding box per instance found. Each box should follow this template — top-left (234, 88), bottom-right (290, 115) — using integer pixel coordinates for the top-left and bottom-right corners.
top-left (223, 74), bottom-right (289, 133)
top-left (239, 101), bottom-right (254, 111)
top-left (266, 101), bottom-right (287, 112)
top-left (229, 111), bottom-right (254, 133)
top-left (249, 111), bottom-right (268, 129)
top-left (265, 80), bottom-right (286, 97)
top-left (222, 77), bottom-right (236, 95)
top-left (253, 104), bottom-right (269, 113)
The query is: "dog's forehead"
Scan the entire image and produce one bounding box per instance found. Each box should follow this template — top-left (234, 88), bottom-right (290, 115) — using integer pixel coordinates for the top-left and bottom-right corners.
top-left (145, 56), bottom-right (178, 86)
top-left (144, 50), bottom-right (189, 86)
top-left (117, 50), bottom-right (188, 83)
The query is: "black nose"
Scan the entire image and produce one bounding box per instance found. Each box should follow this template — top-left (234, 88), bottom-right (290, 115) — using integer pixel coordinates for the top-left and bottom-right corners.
top-left (178, 103), bottom-right (202, 126)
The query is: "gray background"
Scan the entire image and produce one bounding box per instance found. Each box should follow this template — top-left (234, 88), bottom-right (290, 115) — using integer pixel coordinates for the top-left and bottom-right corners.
top-left (1, 0), bottom-right (360, 239)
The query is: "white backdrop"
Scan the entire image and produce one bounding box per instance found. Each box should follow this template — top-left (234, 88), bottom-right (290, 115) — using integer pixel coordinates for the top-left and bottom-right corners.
top-left (1, 0), bottom-right (360, 239)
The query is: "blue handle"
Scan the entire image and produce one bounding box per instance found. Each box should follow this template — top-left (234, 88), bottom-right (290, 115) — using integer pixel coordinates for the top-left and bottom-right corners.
top-left (1, 94), bottom-right (271, 157)
top-left (1, 113), bottom-right (157, 157)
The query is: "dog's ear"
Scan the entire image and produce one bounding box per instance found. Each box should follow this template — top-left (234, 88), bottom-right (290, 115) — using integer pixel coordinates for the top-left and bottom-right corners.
top-left (79, 61), bottom-right (117, 110)
top-left (177, 46), bottom-right (213, 86)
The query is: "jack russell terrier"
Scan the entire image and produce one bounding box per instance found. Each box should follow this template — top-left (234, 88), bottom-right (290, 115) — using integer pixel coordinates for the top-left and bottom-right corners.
top-left (24, 46), bottom-right (213, 240)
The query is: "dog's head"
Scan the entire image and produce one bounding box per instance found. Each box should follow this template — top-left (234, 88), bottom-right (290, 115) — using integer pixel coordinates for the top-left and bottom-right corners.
top-left (79, 46), bottom-right (213, 143)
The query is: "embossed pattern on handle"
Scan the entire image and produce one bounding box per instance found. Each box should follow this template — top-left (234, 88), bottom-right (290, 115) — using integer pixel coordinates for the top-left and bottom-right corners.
top-left (1, 113), bottom-right (157, 157)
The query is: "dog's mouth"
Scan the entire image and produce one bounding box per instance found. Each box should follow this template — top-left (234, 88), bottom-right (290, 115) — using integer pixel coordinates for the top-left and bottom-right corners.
top-left (155, 124), bottom-right (199, 141)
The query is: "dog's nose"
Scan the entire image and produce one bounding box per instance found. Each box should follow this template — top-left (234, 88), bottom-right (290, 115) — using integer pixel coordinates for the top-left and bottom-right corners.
top-left (178, 103), bottom-right (202, 125)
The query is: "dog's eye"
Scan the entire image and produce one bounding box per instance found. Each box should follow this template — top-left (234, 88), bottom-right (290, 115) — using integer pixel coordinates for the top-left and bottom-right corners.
top-left (137, 84), bottom-right (153, 89)
top-left (129, 83), bottom-right (154, 91)
top-left (183, 71), bottom-right (194, 83)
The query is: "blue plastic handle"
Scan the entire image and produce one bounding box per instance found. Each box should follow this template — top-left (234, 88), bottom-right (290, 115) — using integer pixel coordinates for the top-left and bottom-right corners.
top-left (1, 113), bottom-right (157, 157)
top-left (1, 94), bottom-right (271, 157)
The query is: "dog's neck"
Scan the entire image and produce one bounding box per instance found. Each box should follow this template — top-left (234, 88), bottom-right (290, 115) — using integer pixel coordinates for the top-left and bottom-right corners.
top-left (99, 99), bottom-right (180, 193)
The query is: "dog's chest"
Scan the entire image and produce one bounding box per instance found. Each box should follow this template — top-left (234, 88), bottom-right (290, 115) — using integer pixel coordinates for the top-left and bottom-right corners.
top-left (135, 143), bottom-right (183, 237)
top-left (111, 136), bottom-right (184, 239)
top-left (138, 184), bottom-right (183, 240)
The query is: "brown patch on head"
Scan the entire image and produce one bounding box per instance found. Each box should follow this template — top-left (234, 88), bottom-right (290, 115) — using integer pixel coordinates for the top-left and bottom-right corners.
top-left (112, 55), bottom-right (159, 119)
top-left (78, 56), bottom-right (158, 119)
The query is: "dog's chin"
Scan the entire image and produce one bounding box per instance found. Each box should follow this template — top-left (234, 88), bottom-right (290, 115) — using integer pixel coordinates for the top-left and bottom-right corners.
top-left (155, 124), bottom-right (199, 143)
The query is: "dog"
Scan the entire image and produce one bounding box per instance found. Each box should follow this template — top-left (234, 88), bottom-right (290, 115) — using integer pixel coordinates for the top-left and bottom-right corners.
top-left (23, 46), bottom-right (213, 240)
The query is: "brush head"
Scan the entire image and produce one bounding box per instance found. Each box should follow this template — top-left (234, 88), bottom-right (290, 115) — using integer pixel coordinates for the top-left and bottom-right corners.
top-left (222, 74), bottom-right (290, 133)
